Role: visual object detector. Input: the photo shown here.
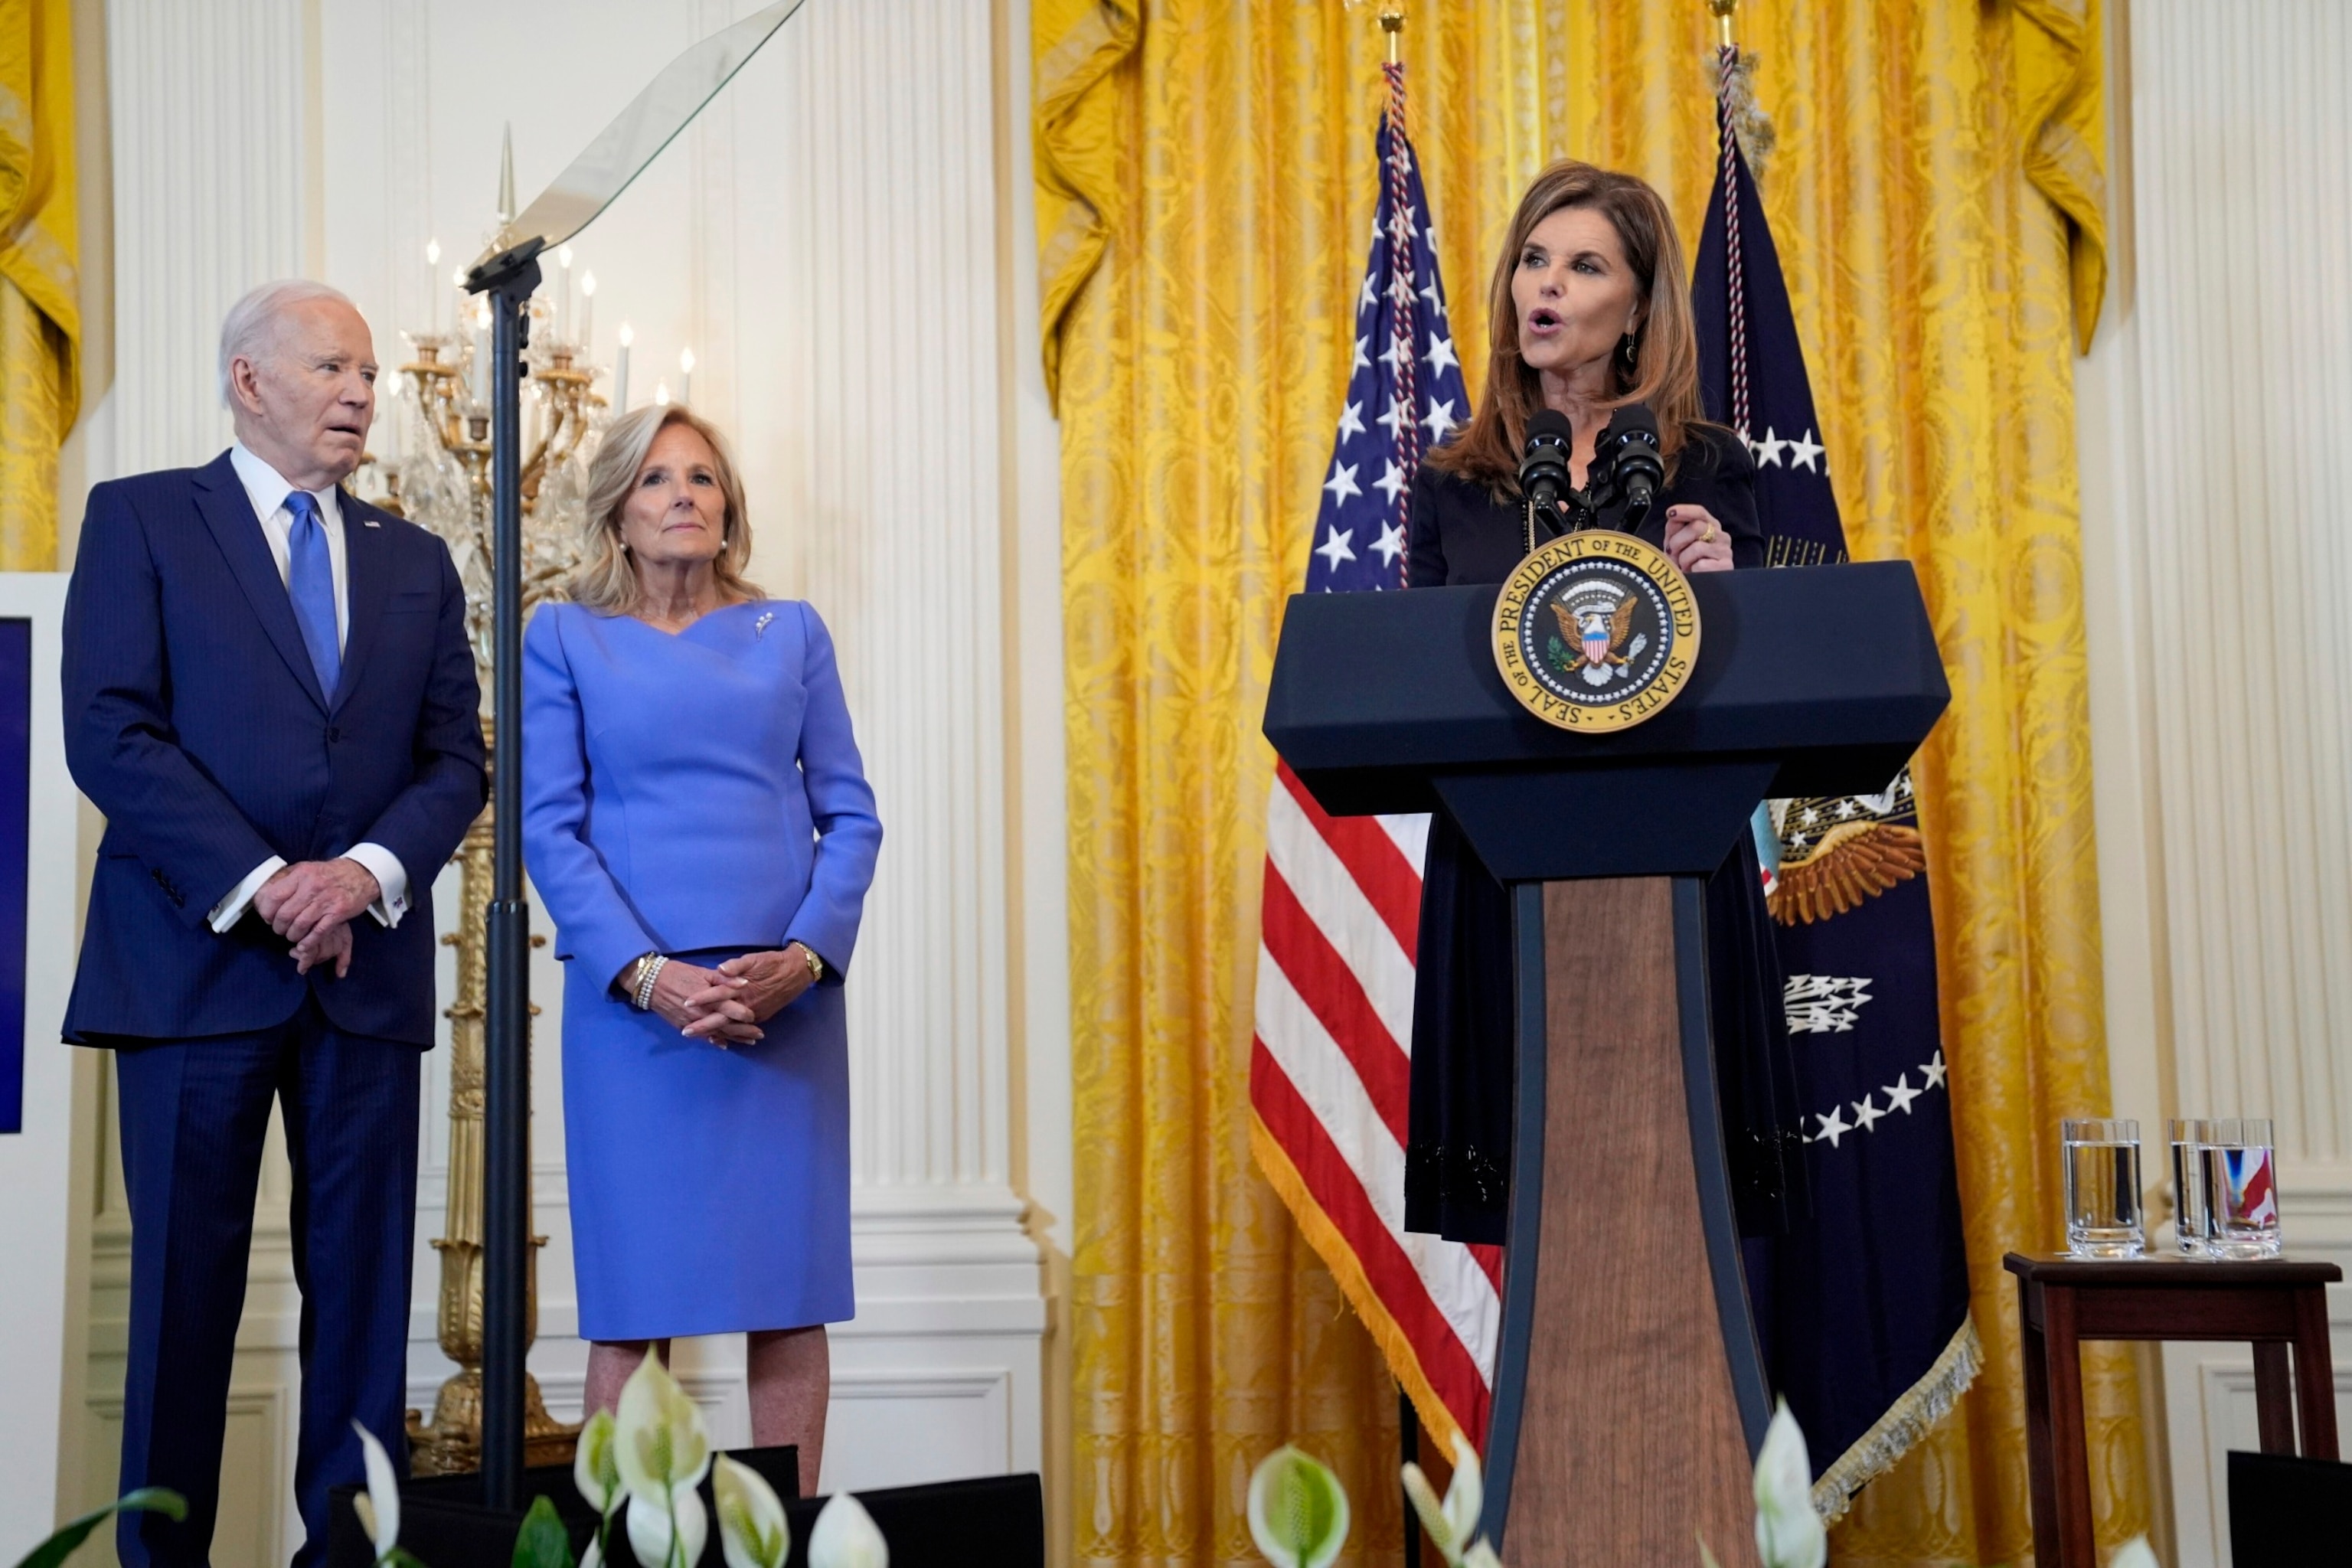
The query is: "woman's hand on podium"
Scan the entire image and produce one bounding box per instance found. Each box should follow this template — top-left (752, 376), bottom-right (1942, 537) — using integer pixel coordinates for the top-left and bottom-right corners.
top-left (1664, 504), bottom-right (1736, 573)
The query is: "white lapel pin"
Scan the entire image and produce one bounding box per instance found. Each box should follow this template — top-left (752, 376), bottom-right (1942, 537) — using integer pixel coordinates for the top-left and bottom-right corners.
top-left (362, 519), bottom-right (381, 528)
top-left (754, 611), bottom-right (775, 638)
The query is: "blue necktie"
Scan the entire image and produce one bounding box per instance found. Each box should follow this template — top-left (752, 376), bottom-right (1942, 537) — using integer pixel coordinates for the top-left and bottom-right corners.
top-left (283, 490), bottom-right (341, 699)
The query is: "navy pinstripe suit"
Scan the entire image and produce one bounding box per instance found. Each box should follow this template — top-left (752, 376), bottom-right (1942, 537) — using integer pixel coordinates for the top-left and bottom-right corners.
top-left (62, 450), bottom-right (484, 1566)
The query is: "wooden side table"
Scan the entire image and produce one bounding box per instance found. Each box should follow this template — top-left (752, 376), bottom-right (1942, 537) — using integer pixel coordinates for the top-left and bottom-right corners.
top-left (2004, 1252), bottom-right (2343, 1567)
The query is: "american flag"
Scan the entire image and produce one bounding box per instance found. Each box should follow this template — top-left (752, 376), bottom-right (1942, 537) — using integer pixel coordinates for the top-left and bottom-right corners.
top-left (1247, 64), bottom-right (1498, 1456)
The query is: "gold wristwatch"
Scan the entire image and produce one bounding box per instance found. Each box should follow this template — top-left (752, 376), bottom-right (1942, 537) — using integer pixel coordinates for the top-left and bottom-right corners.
top-left (799, 943), bottom-right (825, 984)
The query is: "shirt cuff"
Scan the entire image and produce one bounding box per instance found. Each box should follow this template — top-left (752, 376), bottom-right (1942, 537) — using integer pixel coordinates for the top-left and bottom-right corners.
top-left (342, 843), bottom-right (410, 928)
top-left (208, 856), bottom-right (289, 933)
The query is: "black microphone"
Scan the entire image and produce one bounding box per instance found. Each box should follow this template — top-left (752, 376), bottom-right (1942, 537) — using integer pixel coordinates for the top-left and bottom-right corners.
top-left (1519, 408), bottom-right (1576, 523)
top-left (1594, 403), bottom-right (1664, 529)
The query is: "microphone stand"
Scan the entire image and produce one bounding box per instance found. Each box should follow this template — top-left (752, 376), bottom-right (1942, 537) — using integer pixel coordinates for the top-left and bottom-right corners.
top-left (465, 235), bottom-right (545, 1511)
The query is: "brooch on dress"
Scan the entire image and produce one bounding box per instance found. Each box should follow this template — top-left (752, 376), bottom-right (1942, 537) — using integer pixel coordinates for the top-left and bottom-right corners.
top-left (754, 611), bottom-right (775, 638)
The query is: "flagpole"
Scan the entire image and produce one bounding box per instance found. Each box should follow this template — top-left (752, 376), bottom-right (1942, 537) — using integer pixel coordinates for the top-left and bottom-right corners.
top-left (1709, 0), bottom-right (1736, 51)
top-left (1375, 17), bottom-right (1416, 1567)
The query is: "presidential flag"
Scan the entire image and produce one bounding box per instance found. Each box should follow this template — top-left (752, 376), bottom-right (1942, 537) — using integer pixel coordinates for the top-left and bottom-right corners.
top-left (1690, 47), bottom-right (1980, 1517)
top-left (1248, 61), bottom-right (1498, 1457)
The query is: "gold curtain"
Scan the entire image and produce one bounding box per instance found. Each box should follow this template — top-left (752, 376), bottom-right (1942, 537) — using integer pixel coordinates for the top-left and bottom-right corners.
top-left (1037, 1), bottom-right (2147, 1562)
top-left (0, 0), bottom-right (77, 570)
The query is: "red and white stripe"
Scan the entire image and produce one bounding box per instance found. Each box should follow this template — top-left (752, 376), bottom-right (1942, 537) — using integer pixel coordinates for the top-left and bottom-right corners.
top-left (1250, 761), bottom-right (1501, 1450)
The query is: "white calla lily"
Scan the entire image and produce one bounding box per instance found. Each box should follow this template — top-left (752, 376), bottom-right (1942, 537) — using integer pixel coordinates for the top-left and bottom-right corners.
top-left (1246, 1446), bottom-right (1351, 1568)
top-left (1400, 1465), bottom-right (1452, 1563)
top-left (1440, 1435), bottom-right (1483, 1554)
top-left (615, 1351), bottom-right (715, 1503)
top-left (715, 1453), bottom-right (792, 1568)
top-left (1752, 1400), bottom-right (1826, 1568)
top-left (579, 1538), bottom-right (603, 1568)
top-left (575, 1407), bottom-right (622, 1513)
top-left (1401, 1437), bottom-right (1482, 1568)
top-left (626, 1481), bottom-right (710, 1568)
top-left (2109, 1537), bottom-right (2161, 1568)
top-left (349, 1419), bottom-right (402, 1563)
top-left (808, 1491), bottom-right (890, 1568)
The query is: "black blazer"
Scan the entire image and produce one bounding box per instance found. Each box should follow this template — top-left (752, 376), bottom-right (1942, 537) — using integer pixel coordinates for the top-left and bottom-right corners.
top-left (1406, 423), bottom-right (1764, 586)
top-left (62, 451), bottom-right (487, 1046)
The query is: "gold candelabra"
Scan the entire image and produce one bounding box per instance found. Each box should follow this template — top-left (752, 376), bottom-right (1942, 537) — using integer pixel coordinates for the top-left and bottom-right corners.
top-left (361, 258), bottom-right (611, 1477)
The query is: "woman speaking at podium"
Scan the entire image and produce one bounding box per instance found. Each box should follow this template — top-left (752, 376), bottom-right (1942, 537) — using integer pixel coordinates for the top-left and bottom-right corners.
top-left (1402, 159), bottom-right (1804, 1246)
top-left (523, 404), bottom-right (883, 1494)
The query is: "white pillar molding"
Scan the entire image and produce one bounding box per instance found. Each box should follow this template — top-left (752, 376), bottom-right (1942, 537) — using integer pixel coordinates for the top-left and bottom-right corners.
top-left (2112, 0), bottom-right (2352, 1174)
top-left (2081, 4), bottom-right (2352, 1560)
top-left (731, 0), bottom-right (1044, 1488)
top-left (106, 0), bottom-right (308, 475)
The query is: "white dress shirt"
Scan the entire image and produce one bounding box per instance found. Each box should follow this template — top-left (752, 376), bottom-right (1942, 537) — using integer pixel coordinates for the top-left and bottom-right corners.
top-left (206, 443), bottom-right (411, 932)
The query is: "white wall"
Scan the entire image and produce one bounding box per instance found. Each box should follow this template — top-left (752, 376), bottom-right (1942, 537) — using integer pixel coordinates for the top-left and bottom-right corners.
top-left (67, 0), bottom-right (1070, 1557)
top-left (2079, 2), bottom-right (2352, 1560)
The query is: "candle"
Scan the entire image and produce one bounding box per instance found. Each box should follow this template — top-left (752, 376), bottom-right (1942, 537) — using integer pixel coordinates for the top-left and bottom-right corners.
top-left (452, 266), bottom-right (469, 345)
top-left (678, 347), bottom-right (694, 407)
top-left (579, 271), bottom-right (596, 353)
top-left (472, 304), bottom-right (489, 407)
top-left (426, 239), bottom-right (441, 334)
top-left (615, 322), bottom-right (633, 413)
top-left (557, 245), bottom-right (574, 342)
top-left (653, 378), bottom-right (671, 408)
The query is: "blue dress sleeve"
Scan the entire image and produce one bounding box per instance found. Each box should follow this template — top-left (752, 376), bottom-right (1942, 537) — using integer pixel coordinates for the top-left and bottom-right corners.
top-left (521, 607), bottom-right (658, 989)
top-left (781, 602), bottom-right (882, 977)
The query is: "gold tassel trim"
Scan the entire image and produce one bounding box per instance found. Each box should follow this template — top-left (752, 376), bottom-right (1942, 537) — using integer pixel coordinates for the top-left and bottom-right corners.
top-left (1248, 1110), bottom-right (1472, 1458)
top-left (1811, 1315), bottom-right (1983, 1523)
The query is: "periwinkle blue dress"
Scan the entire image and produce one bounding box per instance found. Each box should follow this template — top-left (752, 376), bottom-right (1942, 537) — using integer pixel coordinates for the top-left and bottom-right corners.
top-left (521, 599), bottom-right (882, 1341)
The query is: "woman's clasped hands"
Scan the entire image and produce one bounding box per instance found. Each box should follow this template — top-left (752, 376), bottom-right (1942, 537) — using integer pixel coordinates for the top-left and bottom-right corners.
top-left (646, 945), bottom-right (821, 1047)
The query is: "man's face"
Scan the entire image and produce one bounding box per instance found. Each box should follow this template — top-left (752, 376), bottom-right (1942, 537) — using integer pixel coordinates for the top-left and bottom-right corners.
top-left (230, 297), bottom-right (377, 489)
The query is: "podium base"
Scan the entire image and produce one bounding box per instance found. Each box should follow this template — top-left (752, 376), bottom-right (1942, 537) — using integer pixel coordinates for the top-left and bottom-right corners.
top-left (1485, 877), bottom-right (1768, 1566)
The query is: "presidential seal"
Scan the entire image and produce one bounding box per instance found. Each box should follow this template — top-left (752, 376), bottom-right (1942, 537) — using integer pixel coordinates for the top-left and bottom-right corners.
top-left (1491, 531), bottom-right (1700, 732)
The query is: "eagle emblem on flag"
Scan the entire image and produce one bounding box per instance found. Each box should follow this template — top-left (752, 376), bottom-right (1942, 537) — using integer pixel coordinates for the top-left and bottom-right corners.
top-left (1767, 770), bottom-right (1930, 926)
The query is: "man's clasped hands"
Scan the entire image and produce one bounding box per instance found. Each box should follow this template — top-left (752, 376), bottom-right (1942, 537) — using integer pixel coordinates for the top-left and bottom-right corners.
top-left (254, 857), bottom-right (381, 977)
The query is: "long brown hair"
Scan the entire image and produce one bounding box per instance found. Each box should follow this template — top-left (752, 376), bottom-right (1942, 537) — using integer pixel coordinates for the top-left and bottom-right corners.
top-left (567, 404), bottom-right (764, 614)
top-left (1428, 160), bottom-right (1707, 496)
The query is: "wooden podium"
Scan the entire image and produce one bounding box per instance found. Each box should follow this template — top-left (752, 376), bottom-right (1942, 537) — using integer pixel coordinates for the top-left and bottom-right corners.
top-left (1263, 563), bottom-right (1949, 1565)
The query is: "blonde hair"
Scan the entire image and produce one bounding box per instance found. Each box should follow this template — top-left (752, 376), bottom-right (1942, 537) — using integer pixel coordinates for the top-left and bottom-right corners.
top-left (568, 404), bottom-right (764, 614)
top-left (1428, 160), bottom-right (1708, 497)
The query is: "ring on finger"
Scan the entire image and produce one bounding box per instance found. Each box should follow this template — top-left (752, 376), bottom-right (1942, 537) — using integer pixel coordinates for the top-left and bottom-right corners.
top-left (1702, 521), bottom-right (1717, 543)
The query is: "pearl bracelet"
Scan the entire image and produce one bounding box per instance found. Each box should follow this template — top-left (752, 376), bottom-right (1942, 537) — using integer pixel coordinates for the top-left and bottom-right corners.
top-left (632, 953), bottom-right (668, 1011)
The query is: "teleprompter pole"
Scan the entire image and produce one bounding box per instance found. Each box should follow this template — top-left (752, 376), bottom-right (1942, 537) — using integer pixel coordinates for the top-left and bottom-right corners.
top-left (467, 240), bottom-right (544, 1510)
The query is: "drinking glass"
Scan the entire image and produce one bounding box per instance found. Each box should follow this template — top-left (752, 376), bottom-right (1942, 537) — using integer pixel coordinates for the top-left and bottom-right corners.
top-left (2201, 1117), bottom-right (2282, 1259)
top-left (2168, 1117), bottom-right (2215, 1256)
top-left (2062, 1118), bottom-right (2145, 1259)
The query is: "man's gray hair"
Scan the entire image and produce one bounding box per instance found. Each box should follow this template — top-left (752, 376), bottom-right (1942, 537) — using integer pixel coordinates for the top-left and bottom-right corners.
top-left (218, 279), bottom-right (359, 407)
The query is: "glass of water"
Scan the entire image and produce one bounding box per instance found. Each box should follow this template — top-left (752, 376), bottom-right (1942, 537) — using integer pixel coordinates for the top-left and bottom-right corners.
top-left (2062, 1118), bottom-right (2145, 1258)
top-left (2168, 1118), bottom-right (2216, 1256)
top-left (2201, 1117), bottom-right (2282, 1259)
